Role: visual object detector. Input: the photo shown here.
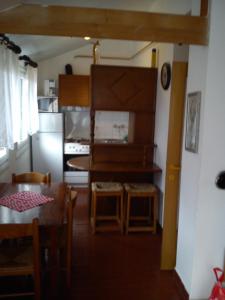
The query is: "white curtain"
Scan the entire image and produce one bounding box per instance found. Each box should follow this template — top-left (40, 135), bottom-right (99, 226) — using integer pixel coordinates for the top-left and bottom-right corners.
top-left (27, 66), bottom-right (39, 135)
top-left (0, 44), bottom-right (20, 149)
top-left (0, 44), bottom-right (39, 149)
top-left (20, 65), bottom-right (39, 141)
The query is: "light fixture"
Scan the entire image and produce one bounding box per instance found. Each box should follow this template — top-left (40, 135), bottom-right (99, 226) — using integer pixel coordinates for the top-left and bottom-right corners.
top-left (84, 36), bottom-right (91, 40)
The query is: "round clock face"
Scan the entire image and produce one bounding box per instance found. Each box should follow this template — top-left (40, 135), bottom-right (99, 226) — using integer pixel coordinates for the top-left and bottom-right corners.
top-left (161, 63), bottom-right (171, 90)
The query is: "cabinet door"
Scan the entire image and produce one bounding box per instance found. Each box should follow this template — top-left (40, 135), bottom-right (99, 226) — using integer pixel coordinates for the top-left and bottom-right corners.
top-left (91, 65), bottom-right (157, 112)
top-left (59, 75), bottom-right (90, 107)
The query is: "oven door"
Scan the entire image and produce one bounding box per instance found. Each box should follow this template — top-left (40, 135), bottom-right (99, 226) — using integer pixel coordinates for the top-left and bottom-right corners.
top-left (64, 154), bottom-right (89, 187)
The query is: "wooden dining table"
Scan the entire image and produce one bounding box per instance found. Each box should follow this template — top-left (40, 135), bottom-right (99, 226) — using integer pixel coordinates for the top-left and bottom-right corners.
top-left (67, 156), bottom-right (90, 171)
top-left (0, 182), bottom-right (67, 297)
top-left (0, 182), bottom-right (67, 225)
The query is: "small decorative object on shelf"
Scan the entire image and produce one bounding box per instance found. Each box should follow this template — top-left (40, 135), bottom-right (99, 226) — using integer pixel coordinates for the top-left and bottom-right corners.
top-left (160, 62), bottom-right (171, 90)
top-left (65, 64), bottom-right (73, 75)
top-left (93, 40), bottom-right (100, 64)
top-left (151, 48), bottom-right (158, 68)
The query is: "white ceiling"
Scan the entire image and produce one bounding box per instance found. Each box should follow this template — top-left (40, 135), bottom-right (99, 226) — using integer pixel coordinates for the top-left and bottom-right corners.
top-left (2, 0), bottom-right (157, 62)
top-left (7, 34), bottom-right (91, 62)
top-left (0, 0), bottom-right (156, 12)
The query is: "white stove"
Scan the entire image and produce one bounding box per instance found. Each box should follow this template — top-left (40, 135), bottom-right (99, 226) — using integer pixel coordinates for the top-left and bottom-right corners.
top-left (64, 142), bottom-right (90, 155)
top-left (64, 140), bottom-right (90, 187)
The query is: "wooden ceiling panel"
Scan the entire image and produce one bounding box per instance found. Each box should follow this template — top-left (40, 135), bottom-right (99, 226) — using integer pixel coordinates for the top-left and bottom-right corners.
top-left (0, 4), bottom-right (208, 45)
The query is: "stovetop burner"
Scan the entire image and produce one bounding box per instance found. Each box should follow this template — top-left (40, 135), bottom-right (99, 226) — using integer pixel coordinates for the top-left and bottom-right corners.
top-left (64, 139), bottom-right (90, 155)
top-left (64, 138), bottom-right (90, 145)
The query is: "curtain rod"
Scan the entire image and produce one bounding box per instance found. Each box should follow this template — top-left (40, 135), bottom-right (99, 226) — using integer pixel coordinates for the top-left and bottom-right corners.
top-left (19, 55), bottom-right (38, 68)
top-left (0, 33), bottom-right (38, 68)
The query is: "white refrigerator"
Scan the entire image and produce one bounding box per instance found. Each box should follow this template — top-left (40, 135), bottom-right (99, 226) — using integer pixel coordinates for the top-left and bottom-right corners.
top-left (32, 113), bottom-right (63, 182)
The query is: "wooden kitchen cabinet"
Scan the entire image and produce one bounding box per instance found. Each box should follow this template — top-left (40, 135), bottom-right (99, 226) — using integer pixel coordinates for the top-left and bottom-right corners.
top-left (88, 64), bottom-right (160, 215)
top-left (91, 64), bottom-right (157, 146)
top-left (58, 74), bottom-right (90, 107)
top-left (90, 64), bottom-right (158, 170)
top-left (91, 65), bottom-right (157, 112)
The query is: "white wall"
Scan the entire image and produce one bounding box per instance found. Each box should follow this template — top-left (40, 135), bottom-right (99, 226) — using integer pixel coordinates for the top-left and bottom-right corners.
top-left (178, 1), bottom-right (225, 299)
top-left (176, 44), bottom-right (208, 294)
top-left (37, 40), bottom-right (147, 95)
top-left (0, 140), bottom-right (31, 182)
top-left (176, 3), bottom-right (207, 291)
top-left (149, 0), bottom-right (191, 14)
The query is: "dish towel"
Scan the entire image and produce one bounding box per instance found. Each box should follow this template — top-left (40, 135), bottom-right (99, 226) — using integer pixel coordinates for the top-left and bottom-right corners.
top-left (0, 191), bottom-right (54, 212)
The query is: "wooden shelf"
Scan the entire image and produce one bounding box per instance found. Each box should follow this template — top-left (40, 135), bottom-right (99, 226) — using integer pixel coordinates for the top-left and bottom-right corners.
top-left (91, 162), bottom-right (162, 173)
top-left (90, 64), bottom-right (159, 185)
top-left (91, 65), bottom-right (157, 112)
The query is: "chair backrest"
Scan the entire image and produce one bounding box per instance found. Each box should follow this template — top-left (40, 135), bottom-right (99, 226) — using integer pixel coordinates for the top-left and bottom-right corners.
top-left (12, 172), bottom-right (51, 184)
top-left (65, 186), bottom-right (77, 289)
top-left (0, 219), bottom-right (38, 239)
top-left (0, 219), bottom-right (41, 299)
top-left (66, 186), bottom-right (77, 252)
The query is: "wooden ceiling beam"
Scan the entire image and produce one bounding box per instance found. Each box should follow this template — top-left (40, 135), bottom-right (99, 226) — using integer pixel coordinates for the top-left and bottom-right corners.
top-left (200, 0), bottom-right (208, 17)
top-left (0, 4), bottom-right (208, 45)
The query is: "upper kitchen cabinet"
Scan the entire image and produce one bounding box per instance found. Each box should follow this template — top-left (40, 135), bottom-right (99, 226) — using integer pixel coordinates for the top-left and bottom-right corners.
top-left (91, 65), bottom-right (157, 112)
top-left (58, 74), bottom-right (90, 107)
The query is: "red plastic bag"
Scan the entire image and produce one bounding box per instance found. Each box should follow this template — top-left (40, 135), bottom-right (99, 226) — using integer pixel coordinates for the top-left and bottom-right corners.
top-left (209, 268), bottom-right (225, 300)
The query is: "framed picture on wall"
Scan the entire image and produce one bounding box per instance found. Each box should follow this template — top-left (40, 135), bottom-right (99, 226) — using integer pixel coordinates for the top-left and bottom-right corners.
top-left (185, 91), bottom-right (201, 153)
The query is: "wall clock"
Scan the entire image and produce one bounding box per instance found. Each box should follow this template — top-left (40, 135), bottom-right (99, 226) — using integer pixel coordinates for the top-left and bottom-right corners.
top-left (161, 63), bottom-right (171, 90)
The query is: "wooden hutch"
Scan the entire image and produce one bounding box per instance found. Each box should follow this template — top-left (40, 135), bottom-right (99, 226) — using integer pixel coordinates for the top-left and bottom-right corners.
top-left (89, 64), bottom-right (161, 184)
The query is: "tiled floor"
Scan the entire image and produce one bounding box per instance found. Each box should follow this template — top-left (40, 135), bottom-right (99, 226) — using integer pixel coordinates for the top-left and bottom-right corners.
top-left (69, 189), bottom-right (187, 300)
top-left (0, 188), bottom-right (187, 300)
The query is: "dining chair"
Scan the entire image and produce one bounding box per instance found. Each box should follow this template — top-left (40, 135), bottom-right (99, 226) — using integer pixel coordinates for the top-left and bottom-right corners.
top-left (63, 186), bottom-right (77, 289)
top-left (41, 185), bottom-right (77, 289)
top-left (12, 172), bottom-right (51, 184)
top-left (0, 218), bottom-right (41, 300)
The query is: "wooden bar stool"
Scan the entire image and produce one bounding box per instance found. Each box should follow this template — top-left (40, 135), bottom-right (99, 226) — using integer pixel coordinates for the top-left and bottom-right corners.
top-left (91, 182), bottom-right (124, 234)
top-left (124, 183), bottom-right (158, 234)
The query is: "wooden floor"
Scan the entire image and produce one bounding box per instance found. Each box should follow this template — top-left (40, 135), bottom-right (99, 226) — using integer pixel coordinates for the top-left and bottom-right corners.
top-left (0, 188), bottom-right (188, 300)
top-left (68, 188), bottom-right (188, 300)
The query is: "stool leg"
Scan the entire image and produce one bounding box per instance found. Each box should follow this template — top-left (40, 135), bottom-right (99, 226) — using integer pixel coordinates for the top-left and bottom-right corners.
top-left (92, 192), bottom-right (97, 234)
top-left (91, 191), bottom-right (94, 222)
top-left (148, 196), bottom-right (152, 225)
top-left (126, 194), bottom-right (131, 234)
top-left (120, 193), bottom-right (124, 234)
top-left (153, 194), bottom-right (157, 234)
top-left (116, 196), bottom-right (120, 222)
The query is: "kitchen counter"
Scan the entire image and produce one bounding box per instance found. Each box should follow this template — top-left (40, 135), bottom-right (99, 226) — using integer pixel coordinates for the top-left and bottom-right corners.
top-left (68, 156), bottom-right (162, 216)
top-left (94, 139), bottom-right (128, 144)
top-left (67, 155), bottom-right (162, 174)
top-left (91, 161), bottom-right (161, 173)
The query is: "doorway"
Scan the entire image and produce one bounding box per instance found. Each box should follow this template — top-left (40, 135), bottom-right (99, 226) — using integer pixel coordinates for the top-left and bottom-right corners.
top-left (161, 61), bottom-right (188, 269)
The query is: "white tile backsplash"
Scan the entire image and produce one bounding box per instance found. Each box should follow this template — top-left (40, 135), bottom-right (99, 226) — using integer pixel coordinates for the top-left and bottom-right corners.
top-left (95, 111), bottom-right (129, 140)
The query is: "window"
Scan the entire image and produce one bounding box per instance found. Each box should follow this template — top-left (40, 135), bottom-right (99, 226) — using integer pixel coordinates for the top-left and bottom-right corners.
top-left (0, 48), bottom-right (38, 150)
top-left (0, 147), bottom-right (7, 160)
